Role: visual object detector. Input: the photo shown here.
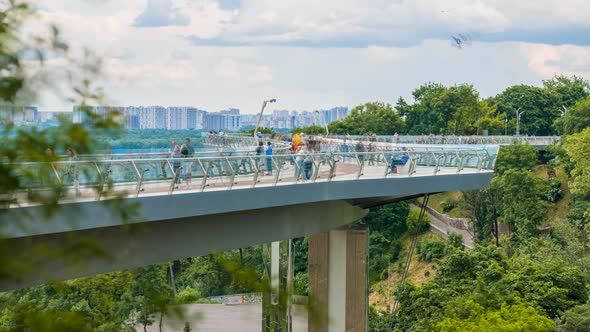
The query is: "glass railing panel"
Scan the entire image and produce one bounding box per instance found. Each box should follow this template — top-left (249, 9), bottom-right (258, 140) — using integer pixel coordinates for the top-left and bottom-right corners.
top-left (273, 154), bottom-right (299, 186)
top-left (311, 153), bottom-right (333, 183)
top-left (360, 152), bottom-right (389, 179)
top-left (200, 158), bottom-right (232, 191)
top-left (131, 159), bottom-right (175, 195)
top-left (330, 153), bottom-right (361, 181)
top-left (250, 155), bottom-right (278, 187)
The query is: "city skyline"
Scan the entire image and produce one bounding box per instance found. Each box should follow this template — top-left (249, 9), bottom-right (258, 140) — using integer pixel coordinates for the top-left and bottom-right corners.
top-left (7, 105), bottom-right (349, 131)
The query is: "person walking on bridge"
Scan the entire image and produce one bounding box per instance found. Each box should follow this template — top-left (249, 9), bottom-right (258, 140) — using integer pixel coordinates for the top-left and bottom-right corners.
top-left (64, 147), bottom-right (81, 197)
top-left (356, 140), bottom-right (366, 165)
top-left (265, 141), bottom-right (273, 175)
top-left (171, 141), bottom-right (182, 188)
top-left (181, 138), bottom-right (194, 189)
top-left (256, 141), bottom-right (265, 174)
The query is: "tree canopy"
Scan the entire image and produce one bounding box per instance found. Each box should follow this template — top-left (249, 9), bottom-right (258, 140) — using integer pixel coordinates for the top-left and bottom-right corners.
top-left (328, 102), bottom-right (405, 135)
top-left (564, 127), bottom-right (590, 196)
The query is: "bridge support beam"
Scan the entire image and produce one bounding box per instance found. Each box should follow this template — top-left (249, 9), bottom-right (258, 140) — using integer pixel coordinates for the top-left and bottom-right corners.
top-left (308, 228), bottom-right (368, 332)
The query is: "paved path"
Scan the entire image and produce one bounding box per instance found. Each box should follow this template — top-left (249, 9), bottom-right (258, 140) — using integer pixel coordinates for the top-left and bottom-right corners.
top-left (137, 304), bottom-right (308, 332)
top-left (427, 211), bottom-right (475, 249)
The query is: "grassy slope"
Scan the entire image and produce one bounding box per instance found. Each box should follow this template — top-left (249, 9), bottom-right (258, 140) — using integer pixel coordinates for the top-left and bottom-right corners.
top-left (425, 192), bottom-right (470, 218)
top-left (369, 233), bottom-right (441, 311)
top-left (533, 165), bottom-right (572, 222)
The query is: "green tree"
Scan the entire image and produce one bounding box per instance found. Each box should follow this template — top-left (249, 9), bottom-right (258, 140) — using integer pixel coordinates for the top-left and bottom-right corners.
top-left (463, 189), bottom-right (496, 244)
top-left (416, 237), bottom-right (446, 262)
top-left (543, 75), bottom-right (590, 110)
top-left (368, 306), bottom-right (389, 332)
top-left (476, 101), bottom-right (506, 135)
top-left (553, 96), bottom-right (590, 135)
top-left (558, 304), bottom-right (590, 332)
top-left (495, 143), bottom-right (538, 174)
top-left (133, 265), bottom-right (173, 332)
top-left (395, 240), bottom-right (587, 331)
top-left (564, 128), bottom-right (590, 196)
top-left (328, 102), bottom-right (405, 135)
top-left (492, 170), bottom-right (548, 237)
top-left (176, 256), bottom-right (232, 297)
top-left (238, 127), bottom-right (275, 136)
top-left (437, 300), bottom-right (554, 332)
top-left (0, 271), bottom-right (138, 331)
top-left (490, 85), bottom-right (555, 136)
top-left (354, 202), bottom-right (409, 283)
top-left (399, 83), bottom-right (482, 135)
top-left (290, 126), bottom-right (326, 135)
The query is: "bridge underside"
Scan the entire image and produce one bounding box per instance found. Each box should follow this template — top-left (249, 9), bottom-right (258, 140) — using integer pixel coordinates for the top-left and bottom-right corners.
top-left (1, 172), bottom-right (492, 290)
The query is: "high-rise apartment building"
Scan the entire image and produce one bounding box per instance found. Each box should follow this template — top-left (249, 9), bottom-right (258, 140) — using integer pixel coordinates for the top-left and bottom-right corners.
top-left (0, 106), bottom-right (38, 126)
top-left (168, 107), bottom-right (188, 130)
top-left (204, 109), bottom-right (241, 131)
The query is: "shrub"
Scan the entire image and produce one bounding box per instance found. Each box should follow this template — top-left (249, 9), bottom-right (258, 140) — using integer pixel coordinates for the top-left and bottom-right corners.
top-left (441, 200), bottom-right (458, 213)
top-left (293, 272), bottom-right (309, 296)
top-left (558, 304), bottom-right (590, 332)
top-left (417, 238), bottom-right (447, 262)
top-left (407, 208), bottom-right (430, 234)
top-left (447, 233), bottom-right (464, 250)
top-left (368, 306), bottom-right (389, 332)
top-left (546, 179), bottom-right (562, 202)
top-left (175, 287), bottom-right (202, 304)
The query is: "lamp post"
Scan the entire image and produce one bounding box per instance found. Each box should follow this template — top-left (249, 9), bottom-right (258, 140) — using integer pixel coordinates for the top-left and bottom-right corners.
top-left (254, 98), bottom-right (276, 138)
top-left (515, 108), bottom-right (525, 136)
top-left (559, 105), bottom-right (567, 134)
top-left (476, 110), bottom-right (481, 136)
top-left (504, 116), bottom-right (508, 136)
top-left (314, 110), bottom-right (329, 135)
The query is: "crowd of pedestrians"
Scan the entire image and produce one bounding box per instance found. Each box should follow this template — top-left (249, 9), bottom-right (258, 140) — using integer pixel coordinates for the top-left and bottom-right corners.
top-left (49, 132), bottom-right (418, 197)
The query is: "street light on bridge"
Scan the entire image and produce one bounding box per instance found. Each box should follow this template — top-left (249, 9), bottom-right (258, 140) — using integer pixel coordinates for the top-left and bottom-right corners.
top-left (314, 110), bottom-right (329, 135)
top-left (254, 98), bottom-right (276, 138)
top-left (559, 105), bottom-right (568, 135)
top-left (515, 108), bottom-right (525, 136)
top-left (504, 116), bottom-right (508, 136)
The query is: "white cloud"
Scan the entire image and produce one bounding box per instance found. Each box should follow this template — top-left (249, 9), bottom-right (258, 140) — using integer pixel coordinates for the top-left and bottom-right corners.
top-left (249, 65), bottom-right (272, 83)
top-left (520, 43), bottom-right (590, 78)
top-left (213, 58), bottom-right (240, 80)
top-left (184, 0), bottom-right (590, 47)
top-left (23, 1), bottom-right (590, 113)
top-left (133, 0), bottom-right (190, 27)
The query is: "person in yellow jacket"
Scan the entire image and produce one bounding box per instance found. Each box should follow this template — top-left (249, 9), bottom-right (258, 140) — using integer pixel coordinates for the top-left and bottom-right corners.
top-left (292, 133), bottom-right (301, 152)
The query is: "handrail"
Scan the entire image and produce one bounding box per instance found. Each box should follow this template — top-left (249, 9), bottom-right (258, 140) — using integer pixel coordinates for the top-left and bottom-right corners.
top-left (317, 134), bottom-right (559, 146)
top-left (6, 144), bottom-right (498, 207)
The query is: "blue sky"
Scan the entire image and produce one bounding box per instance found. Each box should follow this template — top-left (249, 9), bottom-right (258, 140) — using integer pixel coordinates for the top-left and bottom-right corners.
top-left (33, 0), bottom-right (590, 113)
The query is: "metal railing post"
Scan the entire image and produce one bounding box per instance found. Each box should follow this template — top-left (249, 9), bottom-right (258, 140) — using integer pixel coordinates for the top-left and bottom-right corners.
top-left (196, 159), bottom-right (208, 192)
top-left (224, 157), bottom-right (235, 189)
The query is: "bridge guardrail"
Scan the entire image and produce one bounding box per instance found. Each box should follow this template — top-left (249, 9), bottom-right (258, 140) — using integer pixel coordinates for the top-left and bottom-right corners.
top-left (7, 143), bottom-right (498, 206)
top-left (319, 134), bottom-right (559, 146)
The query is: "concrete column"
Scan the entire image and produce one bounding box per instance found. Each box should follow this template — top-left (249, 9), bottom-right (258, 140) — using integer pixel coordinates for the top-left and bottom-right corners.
top-left (308, 228), bottom-right (368, 332)
top-left (263, 240), bottom-right (294, 332)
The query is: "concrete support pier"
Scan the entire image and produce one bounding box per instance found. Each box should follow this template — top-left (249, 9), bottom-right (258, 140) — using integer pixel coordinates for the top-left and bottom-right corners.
top-left (308, 228), bottom-right (368, 332)
top-left (262, 240), bottom-right (294, 332)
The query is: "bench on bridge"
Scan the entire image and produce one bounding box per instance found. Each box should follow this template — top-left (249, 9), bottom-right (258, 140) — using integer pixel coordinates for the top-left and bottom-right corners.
top-left (389, 154), bottom-right (410, 174)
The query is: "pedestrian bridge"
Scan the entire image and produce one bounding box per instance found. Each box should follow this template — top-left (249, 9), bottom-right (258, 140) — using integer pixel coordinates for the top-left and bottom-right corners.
top-left (1, 136), bottom-right (498, 290)
top-left (300, 134), bottom-right (558, 150)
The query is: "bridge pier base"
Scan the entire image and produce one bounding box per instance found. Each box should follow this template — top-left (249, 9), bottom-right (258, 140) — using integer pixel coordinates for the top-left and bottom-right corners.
top-left (308, 228), bottom-right (368, 332)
